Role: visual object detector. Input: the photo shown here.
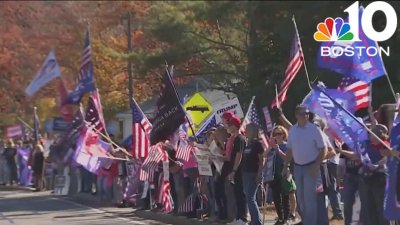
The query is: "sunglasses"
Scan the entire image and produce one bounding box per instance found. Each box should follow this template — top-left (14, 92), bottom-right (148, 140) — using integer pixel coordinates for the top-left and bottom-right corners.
top-left (297, 111), bottom-right (309, 116)
top-left (272, 132), bottom-right (283, 136)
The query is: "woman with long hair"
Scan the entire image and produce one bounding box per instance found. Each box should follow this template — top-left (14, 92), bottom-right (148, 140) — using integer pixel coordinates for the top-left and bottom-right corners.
top-left (32, 143), bottom-right (45, 191)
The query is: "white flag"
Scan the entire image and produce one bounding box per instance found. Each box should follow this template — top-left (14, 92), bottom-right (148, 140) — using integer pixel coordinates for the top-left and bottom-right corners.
top-left (25, 51), bottom-right (61, 96)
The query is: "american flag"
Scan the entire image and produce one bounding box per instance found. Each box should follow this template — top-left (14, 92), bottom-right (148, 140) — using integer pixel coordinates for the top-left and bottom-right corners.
top-left (338, 76), bottom-right (369, 110)
top-left (84, 96), bottom-right (104, 132)
top-left (91, 89), bottom-right (106, 130)
top-left (160, 179), bottom-right (174, 213)
top-left (139, 168), bottom-right (155, 183)
top-left (240, 97), bottom-right (269, 149)
top-left (64, 30), bottom-right (96, 105)
top-left (80, 31), bottom-right (94, 81)
top-left (271, 33), bottom-right (303, 108)
top-left (176, 140), bottom-right (194, 162)
top-left (175, 124), bottom-right (194, 162)
top-left (139, 144), bottom-right (163, 181)
top-left (131, 97), bottom-right (152, 159)
top-left (178, 194), bottom-right (194, 213)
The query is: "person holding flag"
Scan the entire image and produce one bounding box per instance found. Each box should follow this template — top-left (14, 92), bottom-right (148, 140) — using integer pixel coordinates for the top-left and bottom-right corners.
top-left (360, 124), bottom-right (391, 225)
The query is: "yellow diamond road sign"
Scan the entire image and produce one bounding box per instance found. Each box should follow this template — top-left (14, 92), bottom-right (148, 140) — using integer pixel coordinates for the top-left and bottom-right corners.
top-left (184, 92), bottom-right (213, 127)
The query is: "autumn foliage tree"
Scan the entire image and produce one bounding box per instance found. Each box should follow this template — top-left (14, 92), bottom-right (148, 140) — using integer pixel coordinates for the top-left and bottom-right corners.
top-left (0, 1), bottom-right (167, 131)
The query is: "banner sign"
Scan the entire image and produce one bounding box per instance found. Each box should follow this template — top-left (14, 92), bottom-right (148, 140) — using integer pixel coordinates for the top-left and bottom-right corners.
top-left (53, 117), bottom-right (71, 131)
top-left (214, 98), bottom-right (244, 123)
top-left (6, 125), bottom-right (24, 138)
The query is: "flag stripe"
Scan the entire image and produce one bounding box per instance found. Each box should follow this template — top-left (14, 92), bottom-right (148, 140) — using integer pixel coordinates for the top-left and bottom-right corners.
top-left (338, 77), bottom-right (369, 110)
top-left (272, 34), bottom-right (303, 108)
top-left (131, 97), bottom-right (152, 159)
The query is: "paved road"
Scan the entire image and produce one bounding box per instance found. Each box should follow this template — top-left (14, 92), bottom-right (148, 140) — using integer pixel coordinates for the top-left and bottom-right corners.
top-left (0, 186), bottom-right (362, 225)
top-left (0, 187), bottom-right (165, 225)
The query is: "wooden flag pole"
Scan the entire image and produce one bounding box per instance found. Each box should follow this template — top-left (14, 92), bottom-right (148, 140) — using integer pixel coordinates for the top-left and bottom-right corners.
top-left (17, 117), bottom-right (34, 131)
top-left (84, 121), bottom-right (132, 158)
top-left (292, 15), bottom-right (311, 90)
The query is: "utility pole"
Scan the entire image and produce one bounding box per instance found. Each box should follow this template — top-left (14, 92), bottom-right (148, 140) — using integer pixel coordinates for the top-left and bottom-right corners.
top-left (127, 11), bottom-right (133, 104)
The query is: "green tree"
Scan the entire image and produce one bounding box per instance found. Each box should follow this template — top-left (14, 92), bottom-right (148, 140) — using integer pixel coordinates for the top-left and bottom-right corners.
top-left (133, 1), bottom-right (400, 120)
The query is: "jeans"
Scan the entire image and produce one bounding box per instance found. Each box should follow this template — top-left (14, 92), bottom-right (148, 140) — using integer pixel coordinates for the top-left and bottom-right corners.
top-left (317, 193), bottom-right (329, 225)
top-left (270, 176), bottom-right (290, 221)
top-left (80, 167), bottom-right (92, 192)
top-left (364, 173), bottom-right (390, 225)
top-left (242, 172), bottom-right (262, 225)
top-left (327, 163), bottom-right (343, 217)
top-left (215, 174), bottom-right (228, 220)
top-left (294, 164), bottom-right (320, 225)
top-left (97, 175), bottom-right (112, 201)
top-left (343, 173), bottom-right (367, 225)
top-left (7, 161), bottom-right (18, 184)
top-left (184, 168), bottom-right (198, 197)
top-left (206, 176), bottom-right (216, 217)
top-left (232, 171), bottom-right (247, 221)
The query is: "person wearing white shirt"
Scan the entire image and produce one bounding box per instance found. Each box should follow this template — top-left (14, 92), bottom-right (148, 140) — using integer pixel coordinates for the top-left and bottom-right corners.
top-left (283, 105), bottom-right (328, 225)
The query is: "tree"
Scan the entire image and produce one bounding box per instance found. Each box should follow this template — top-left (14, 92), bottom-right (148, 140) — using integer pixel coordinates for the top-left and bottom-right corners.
top-left (132, 1), bottom-right (400, 121)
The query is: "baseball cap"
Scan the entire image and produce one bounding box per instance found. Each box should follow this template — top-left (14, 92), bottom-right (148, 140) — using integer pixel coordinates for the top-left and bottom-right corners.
top-left (222, 111), bottom-right (234, 120)
top-left (229, 116), bottom-right (241, 128)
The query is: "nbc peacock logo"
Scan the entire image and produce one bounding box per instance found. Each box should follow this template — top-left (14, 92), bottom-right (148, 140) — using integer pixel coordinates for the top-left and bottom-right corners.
top-left (314, 17), bottom-right (354, 42)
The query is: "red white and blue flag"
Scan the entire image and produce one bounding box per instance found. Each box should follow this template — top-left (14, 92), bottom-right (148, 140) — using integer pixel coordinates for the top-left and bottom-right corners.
top-left (240, 97), bottom-right (269, 149)
top-left (338, 76), bottom-right (369, 111)
top-left (175, 124), bottom-right (195, 162)
top-left (139, 143), bottom-right (163, 181)
top-left (271, 33), bottom-right (303, 108)
top-left (64, 30), bottom-right (96, 105)
top-left (131, 97), bottom-right (152, 159)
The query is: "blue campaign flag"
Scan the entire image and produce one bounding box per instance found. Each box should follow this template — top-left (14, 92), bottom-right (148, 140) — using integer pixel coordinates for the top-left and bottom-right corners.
top-left (25, 51), bottom-right (61, 97)
top-left (386, 123), bottom-right (400, 220)
top-left (64, 31), bottom-right (96, 105)
top-left (317, 7), bottom-right (386, 83)
top-left (303, 85), bottom-right (368, 151)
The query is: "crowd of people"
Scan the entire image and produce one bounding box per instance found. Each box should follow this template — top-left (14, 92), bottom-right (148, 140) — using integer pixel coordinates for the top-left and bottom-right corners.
top-left (0, 138), bottom-right (45, 191)
top-left (1, 104), bottom-right (400, 225)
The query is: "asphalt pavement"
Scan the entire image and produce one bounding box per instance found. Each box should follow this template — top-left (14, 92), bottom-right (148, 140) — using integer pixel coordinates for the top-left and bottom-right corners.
top-left (0, 186), bottom-right (166, 225)
top-left (0, 186), bottom-right (361, 225)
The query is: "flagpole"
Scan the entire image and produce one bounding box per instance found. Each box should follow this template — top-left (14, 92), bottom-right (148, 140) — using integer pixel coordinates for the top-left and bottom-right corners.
top-left (275, 84), bottom-right (280, 109)
top-left (292, 15), bottom-right (312, 90)
top-left (17, 117), bottom-right (34, 131)
top-left (165, 65), bottom-right (198, 142)
top-left (316, 86), bottom-right (392, 151)
top-left (376, 41), bottom-right (396, 102)
top-left (84, 121), bottom-right (132, 157)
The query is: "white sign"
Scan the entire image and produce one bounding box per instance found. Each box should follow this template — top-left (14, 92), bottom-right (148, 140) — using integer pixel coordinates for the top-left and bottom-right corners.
top-left (195, 141), bottom-right (224, 174)
top-left (6, 125), bottom-right (23, 138)
top-left (195, 154), bottom-right (213, 176)
top-left (54, 167), bottom-right (70, 196)
top-left (214, 98), bottom-right (244, 124)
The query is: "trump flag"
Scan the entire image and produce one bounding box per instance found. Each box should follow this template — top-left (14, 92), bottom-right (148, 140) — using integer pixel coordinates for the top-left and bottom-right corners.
top-left (25, 51), bottom-right (61, 96)
top-left (317, 7), bottom-right (386, 83)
